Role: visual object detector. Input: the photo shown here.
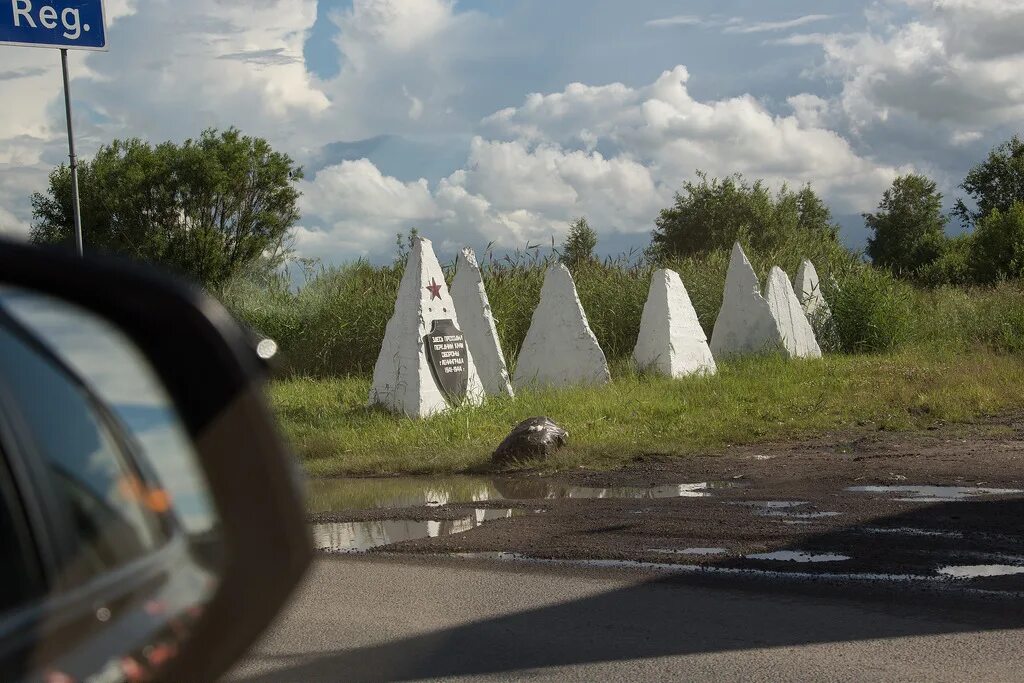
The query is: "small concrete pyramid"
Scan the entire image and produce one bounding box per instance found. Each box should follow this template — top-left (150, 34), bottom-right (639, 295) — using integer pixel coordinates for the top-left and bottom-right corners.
top-left (450, 248), bottom-right (514, 398)
top-left (633, 268), bottom-right (716, 377)
top-left (513, 263), bottom-right (611, 389)
top-left (794, 259), bottom-right (832, 320)
top-left (765, 266), bottom-right (822, 359)
top-left (710, 243), bottom-right (786, 359)
top-left (369, 237), bottom-right (484, 417)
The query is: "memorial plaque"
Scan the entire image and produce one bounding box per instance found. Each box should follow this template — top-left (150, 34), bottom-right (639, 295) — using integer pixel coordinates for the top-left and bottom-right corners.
top-left (425, 319), bottom-right (469, 402)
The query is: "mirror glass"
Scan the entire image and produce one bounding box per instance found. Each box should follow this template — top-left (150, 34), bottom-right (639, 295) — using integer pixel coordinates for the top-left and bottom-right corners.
top-left (0, 285), bottom-right (222, 679)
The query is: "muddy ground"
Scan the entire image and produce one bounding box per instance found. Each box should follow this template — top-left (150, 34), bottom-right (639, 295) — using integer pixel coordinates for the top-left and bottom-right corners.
top-left (308, 415), bottom-right (1024, 591)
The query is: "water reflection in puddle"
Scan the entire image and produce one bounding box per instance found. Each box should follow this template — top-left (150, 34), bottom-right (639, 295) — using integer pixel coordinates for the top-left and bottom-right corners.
top-left (937, 564), bottom-right (1024, 579)
top-left (313, 509), bottom-right (516, 553)
top-left (746, 551), bottom-right (851, 563)
top-left (733, 501), bottom-right (808, 509)
top-left (649, 547), bottom-right (728, 556)
top-left (846, 485), bottom-right (1023, 501)
top-left (730, 501), bottom-right (841, 520)
top-left (308, 476), bottom-right (738, 513)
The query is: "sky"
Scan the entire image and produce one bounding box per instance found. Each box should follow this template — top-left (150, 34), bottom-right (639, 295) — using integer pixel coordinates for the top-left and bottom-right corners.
top-left (1, 0), bottom-right (1023, 265)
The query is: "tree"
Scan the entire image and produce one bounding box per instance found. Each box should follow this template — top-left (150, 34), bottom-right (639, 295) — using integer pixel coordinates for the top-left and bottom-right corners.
top-left (970, 202), bottom-right (1024, 282)
top-left (954, 135), bottom-right (1024, 227)
top-left (31, 128), bottom-right (303, 289)
top-left (865, 174), bottom-right (948, 276)
top-left (648, 171), bottom-right (838, 259)
top-left (560, 217), bottom-right (598, 265)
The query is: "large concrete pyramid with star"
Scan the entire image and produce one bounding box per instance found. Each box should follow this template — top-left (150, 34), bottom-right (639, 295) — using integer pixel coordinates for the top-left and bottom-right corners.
top-left (513, 263), bottom-right (611, 389)
top-left (370, 237), bottom-right (484, 417)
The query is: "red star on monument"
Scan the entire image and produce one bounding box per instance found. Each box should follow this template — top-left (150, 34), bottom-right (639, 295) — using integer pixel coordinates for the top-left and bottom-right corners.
top-left (426, 277), bottom-right (443, 300)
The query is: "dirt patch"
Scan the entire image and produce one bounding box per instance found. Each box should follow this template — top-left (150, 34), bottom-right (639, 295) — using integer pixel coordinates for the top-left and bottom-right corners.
top-left (309, 417), bottom-right (1024, 589)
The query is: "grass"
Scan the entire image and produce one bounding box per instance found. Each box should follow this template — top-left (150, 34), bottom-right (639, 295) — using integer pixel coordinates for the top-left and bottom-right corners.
top-left (222, 242), bottom-right (1024, 377)
top-left (225, 240), bottom-right (1024, 476)
top-left (270, 348), bottom-right (1024, 477)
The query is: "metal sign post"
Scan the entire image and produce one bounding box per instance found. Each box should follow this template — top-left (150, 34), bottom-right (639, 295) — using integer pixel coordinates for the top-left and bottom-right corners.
top-left (60, 48), bottom-right (83, 257)
top-left (1, 1), bottom-right (109, 257)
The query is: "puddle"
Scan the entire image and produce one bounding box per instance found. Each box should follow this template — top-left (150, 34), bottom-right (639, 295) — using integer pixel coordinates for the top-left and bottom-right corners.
top-left (649, 547), bottom-right (728, 556)
top-left (774, 511), bottom-right (841, 519)
top-left (312, 508), bottom-right (516, 553)
top-left (731, 501), bottom-right (809, 509)
top-left (308, 475), bottom-right (739, 512)
top-left (730, 501), bottom-right (840, 520)
top-left (845, 485), bottom-right (1023, 501)
top-left (745, 551), bottom-right (851, 563)
top-left (937, 565), bottom-right (1024, 579)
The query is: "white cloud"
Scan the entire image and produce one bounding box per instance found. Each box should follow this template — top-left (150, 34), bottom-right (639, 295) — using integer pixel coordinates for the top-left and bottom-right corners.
top-left (88, 0), bottom-right (328, 140)
top-left (403, 85), bottom-right (425, 121)
top-left (294, 138), bottom-right (664, 261)
top-left (484, 65), bottom-right (901, 213)
top-left (951, 130), bottom-right (983, 145)
top-left (645, 15), bottom-right (702, 28)
top-left (294, 64), bottom-right (904, 262)
top-left (315, 0), bottom-right (492, 141)
top-left (725, 14), bottom-right (833, 34)
top-left (645, 13), bottom-right (832, 34)
top-left (0, 203), bottom-right (28, 236)
top-left (810, 0), bottom-right (1024, 128)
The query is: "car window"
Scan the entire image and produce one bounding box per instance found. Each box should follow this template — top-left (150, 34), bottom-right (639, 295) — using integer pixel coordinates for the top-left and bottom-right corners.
top-left (0, 320), bottom-right (169, 584)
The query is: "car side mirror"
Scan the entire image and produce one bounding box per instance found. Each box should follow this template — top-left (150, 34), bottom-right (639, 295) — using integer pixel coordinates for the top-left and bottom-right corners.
top-left (0, 240), bottom-right (311, 682)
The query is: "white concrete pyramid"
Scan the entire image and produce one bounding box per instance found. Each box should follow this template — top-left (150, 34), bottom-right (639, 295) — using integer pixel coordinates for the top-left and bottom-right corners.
top-left (633, 268), bottom-right (716, 377)
top-left (369, 238), bottom-right (485, 417)
top-left (450, 248), bottom-right (514, 398)
top-left (794, 259), bottom-right (832, 320)
top-left (513, 263), bottom-right (611, 389)
top-left (710, 243), bottom-right (787, 359)
top-left (765, 266), bottom-right (822, 359)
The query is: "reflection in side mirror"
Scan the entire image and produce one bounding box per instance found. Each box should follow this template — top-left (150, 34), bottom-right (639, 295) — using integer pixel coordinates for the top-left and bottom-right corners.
top-left (0, 286), bottom-right (223, 679)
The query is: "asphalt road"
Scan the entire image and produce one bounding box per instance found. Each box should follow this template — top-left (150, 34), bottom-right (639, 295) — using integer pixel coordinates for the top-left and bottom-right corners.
top-left (227, 555), bottom-right (1024, 682)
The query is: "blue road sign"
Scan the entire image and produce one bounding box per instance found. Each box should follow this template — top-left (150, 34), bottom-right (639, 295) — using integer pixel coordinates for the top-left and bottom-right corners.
top-left (0, 0), bottom-right (107, 50)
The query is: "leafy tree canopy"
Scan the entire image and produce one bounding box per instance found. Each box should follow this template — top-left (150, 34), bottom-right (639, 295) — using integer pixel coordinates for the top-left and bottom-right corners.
top-left (865, 174), bottom-right (948, 276)
top-left (31, 128), bottom-right (303, 289)
top-left (649, 171), bottom-right (839, 259)
top-left (970, 201), bottom-right (1024, 283)
top-left (560, 217), bottom-right (599, 266)
top-left (954, 134), bottom-right (1024, 227)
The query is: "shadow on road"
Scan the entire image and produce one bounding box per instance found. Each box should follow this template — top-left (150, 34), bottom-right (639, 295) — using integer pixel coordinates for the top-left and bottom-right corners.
top-left (235, 498), bottom-right (1024, 682)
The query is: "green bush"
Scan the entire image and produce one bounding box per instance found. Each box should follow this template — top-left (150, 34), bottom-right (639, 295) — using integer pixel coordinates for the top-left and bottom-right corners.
top-left (970, 202), bottom-right (1024, 283)
top-left (830, 267), bottom-right (914, 353)
top-left (916, 234), bottom-right (974, 287)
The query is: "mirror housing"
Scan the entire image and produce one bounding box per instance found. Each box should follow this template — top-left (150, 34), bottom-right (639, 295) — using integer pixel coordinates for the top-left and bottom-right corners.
top-left (0, 239), bottom-right (311, 681)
